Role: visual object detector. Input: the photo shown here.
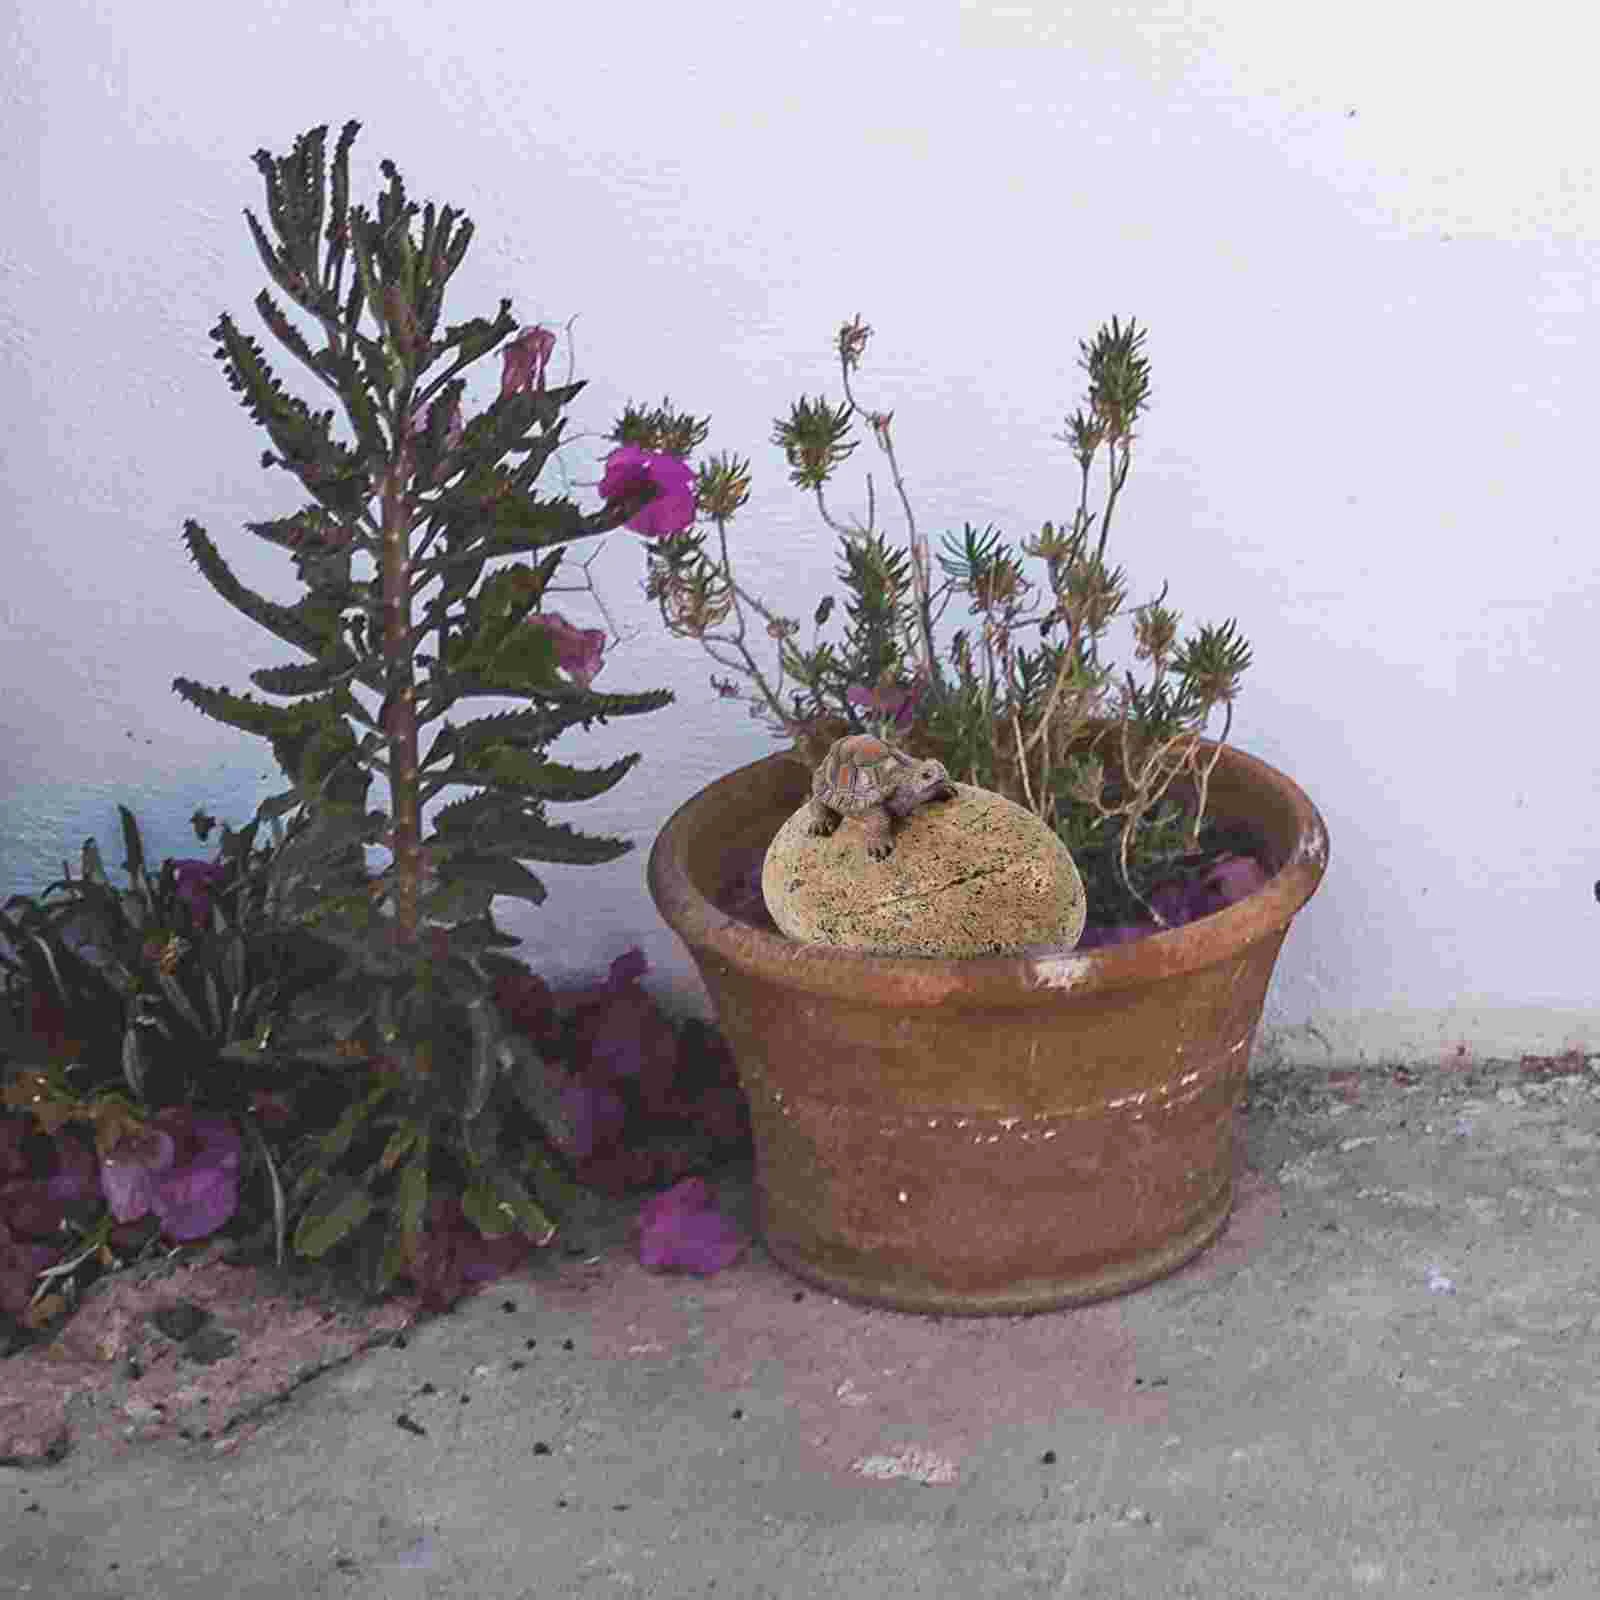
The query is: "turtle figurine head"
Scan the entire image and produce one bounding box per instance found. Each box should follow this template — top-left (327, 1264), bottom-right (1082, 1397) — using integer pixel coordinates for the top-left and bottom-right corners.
top-left (806, 734), bottom-right (957, 861)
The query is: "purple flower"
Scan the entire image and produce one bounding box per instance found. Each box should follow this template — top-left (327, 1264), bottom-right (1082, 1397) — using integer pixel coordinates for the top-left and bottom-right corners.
top-left (846, 680), bottom-right (920, 731)
top-left (172, 858), bottom-right (228, 925)
top-left (560, 1082), bottom-right (630, 1161)
top-left (1075, 922), bottom-right (1151, 951)
top-left (1205, 855), bottom-right (1269, 909)
top-left (0, 1178), bottom-right (69, 1239)
top-left (598, 445), bottom-right (697, 538)
top-left (637, 1178), bottom-right (746, 1276)
top-left (99, 1128), bottom-right (175, 1225)
top-left (98, 1111), bottom-right (240, 1242)
top-left (525, 610), bottom-right (607, 688)
top-left (500, 325), bottom-right (556, 398)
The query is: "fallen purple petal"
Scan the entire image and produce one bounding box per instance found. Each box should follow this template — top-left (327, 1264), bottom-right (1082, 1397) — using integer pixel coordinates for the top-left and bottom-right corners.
top-left (638, 1178), bottom-right (746, 1275)
top-left (1207, 855), bottom-right (1269, 907)
top-left (608, 948), bottom-right (649, 987)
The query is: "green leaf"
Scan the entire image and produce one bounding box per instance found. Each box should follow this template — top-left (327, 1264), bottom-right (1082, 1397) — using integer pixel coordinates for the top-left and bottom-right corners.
top-left (449, 747), bottom-right (641, 802)
top-left (117, 807), bottom-right (153, 908)
top-left (519, 1140), bottom-right (579, 1216)
top-left (293, 1177), bottom-right (374, 1260)
top-left (489, 1166), bottom-right (557, 1244)
top-left (157, 971), bottom-right (207, 1039)
top-left (432, 854), bottom-right (547, 907)
top-left (80, 837), bottom-right (109, 888)
top-left (251, 658), bottom-right (361, 697)
top-left (396, 1148), bottom-right (429, 1238)
top-left (460, 1179), bottom-right (512, 1238)
top-left (179, 521), bottom-right (345, 659)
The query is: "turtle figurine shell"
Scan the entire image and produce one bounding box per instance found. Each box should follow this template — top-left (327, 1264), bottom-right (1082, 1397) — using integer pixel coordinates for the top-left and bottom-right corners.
top-left (807, 734), bottom-right (956, 860)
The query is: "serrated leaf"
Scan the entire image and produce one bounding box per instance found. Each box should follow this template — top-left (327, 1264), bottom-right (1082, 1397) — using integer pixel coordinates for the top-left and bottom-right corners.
top-left (454, 747), bottom-right (640, 802)
top-left (293, 1177), bottom-right (373, 1260)
top-left (433, 855), bottom-right (547, 907)
top-left (250, 658), bottom-right (361, 697)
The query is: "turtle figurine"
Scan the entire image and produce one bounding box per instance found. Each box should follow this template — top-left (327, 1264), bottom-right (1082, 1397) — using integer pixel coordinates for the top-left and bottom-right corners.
top-left (807, 734), bottom-right (956, 861)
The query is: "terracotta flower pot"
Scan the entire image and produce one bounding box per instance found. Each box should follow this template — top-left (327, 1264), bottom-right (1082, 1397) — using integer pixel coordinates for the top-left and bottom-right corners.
top-left (647, 746), bottom-right (1328, 1315)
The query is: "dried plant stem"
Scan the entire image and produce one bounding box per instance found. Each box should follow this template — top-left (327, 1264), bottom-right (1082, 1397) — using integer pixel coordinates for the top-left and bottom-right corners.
top-left (1010, 710), bottom-right (1036, 813)
top-left (839, 357), bottom-right (936, 679)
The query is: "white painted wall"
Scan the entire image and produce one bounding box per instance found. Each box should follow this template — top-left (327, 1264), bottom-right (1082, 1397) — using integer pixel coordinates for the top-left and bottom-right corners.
top-left (4, 1), bottom-right (1597, 1064)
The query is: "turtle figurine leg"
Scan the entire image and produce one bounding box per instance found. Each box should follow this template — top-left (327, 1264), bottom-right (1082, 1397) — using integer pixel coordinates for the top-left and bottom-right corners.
top-left (807, 798), bottom-right (843, 837)
top-left (860, 807), bottom-right (895, 860)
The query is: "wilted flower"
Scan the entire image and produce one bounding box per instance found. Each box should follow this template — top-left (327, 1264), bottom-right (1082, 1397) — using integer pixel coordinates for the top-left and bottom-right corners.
top-left (525, 610), bottom-right (607, 688)
top-left (500, 325), bottom-right (556, 398)
top-left (172, 858), bottom-right (228, 925)
top-left (598, 445), bottom-right (697, 538)
top-left (427, 390), bottom-right (465, 450)
top-left (846, 678), bottom-right (920, 731)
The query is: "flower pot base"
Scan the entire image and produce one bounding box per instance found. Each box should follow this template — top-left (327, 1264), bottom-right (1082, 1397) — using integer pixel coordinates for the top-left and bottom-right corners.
top-left (761, 1178), bottom-right (1232, 1316)
top-left (738, 1046), bottom-right (1246, 1316)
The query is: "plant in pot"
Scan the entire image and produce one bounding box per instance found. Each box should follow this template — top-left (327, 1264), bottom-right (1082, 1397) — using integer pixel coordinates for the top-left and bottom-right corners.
top-left (142, 121), bottom-right (700, 1294)
top-left (618, 316), bottom-right (1328, 1313)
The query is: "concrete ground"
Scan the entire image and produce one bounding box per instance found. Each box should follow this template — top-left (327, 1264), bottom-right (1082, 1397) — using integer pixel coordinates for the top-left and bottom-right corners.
top-left (4, 1051), bottom-right (1600, 1599)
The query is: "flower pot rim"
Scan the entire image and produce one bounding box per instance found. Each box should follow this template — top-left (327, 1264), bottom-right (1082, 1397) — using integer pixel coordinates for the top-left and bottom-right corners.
top-left (648, 743), bottom-right (1328, 1011)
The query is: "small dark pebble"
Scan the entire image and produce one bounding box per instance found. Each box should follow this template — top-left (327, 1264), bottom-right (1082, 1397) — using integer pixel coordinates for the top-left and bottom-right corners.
top-left (334, 1558), bottom-right (357, 1573)
top-left (792, 1292), bottom-right (804, 1303)
top-left (532, 1441), bottom-right (552, 1456)
top-left (183, 1326), bottom-right (238, 1366)
top-left (613, 1503), bottom-right (630, 1512)
top-left (109, 1563), bottom-right (119, 1572)
top-left (525, 1338), bottom-right (537, 1350)
top-left (557, 1498), bottom-right (569, 1509)
top-left (510, 1360), bottom-right (526, 1372)
top-left (393, 1333), bottom-right (409, 1349)
top-left (562, 1338), bottom-right (574, 1351)
top-left (459, 1395), bottom-right (469, 1406)
top-left (396, 1413), bottom-right (427, 1437)
top-left (1041, 1450), bottom-right (1057, 1465)
top-left (151, 1301), bottom-right (210, 1342)
top-left (502, 1300), bottom-right (517, 1313)
top-left (419, 1382), bottom-right (437, 1396)
top-left (25, 1502), bottom-right (40, 1514)
top-left (731, 1408), bottom-right (744, 1421)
